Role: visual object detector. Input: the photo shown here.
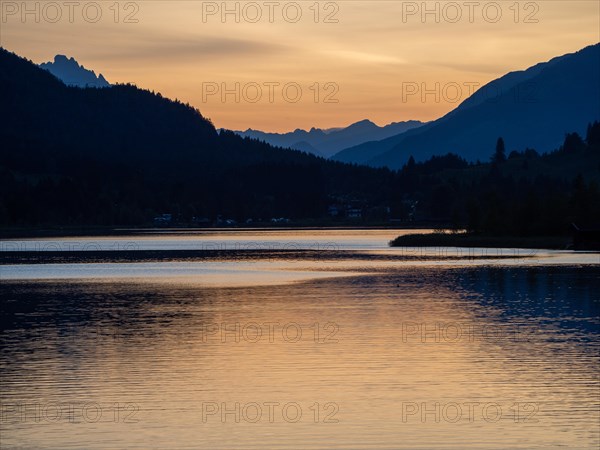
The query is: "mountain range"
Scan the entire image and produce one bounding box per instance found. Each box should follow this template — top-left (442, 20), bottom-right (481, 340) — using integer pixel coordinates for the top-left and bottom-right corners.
top-left (32, 44), bottom-right (599, 172)
top-left (39, 54), bottom-right (110, 88)
top-left (332, 43), bottom-right (600, 169)
top-left (38, 54), bottom-right (426, 158)
top-left (1, 45), bottom-right (598, 233)
top-left (234, 119), bottom-right (424, 158)
top-left (0, 47), bottom-right (396, 225)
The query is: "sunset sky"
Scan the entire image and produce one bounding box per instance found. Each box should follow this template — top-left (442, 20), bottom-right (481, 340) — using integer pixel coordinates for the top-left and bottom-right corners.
top-left (2, 1), bottom-right (598, 131)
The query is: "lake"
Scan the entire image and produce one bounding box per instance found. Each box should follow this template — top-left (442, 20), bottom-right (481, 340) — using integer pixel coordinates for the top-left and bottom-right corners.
top-left (1, 229), bottom-right (599, 449)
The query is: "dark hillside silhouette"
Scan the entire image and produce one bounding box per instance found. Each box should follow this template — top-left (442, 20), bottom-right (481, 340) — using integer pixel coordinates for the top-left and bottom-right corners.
top-left (1, 47), bottom-right (599, 236)
top-left (333, 43), bottom-right (600, 168)
top-left (0, 48), bottom-right (395, 225)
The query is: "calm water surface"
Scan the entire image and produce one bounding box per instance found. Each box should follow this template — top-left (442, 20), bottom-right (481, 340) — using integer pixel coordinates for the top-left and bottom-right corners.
top-left (1, 230), bottom-right (599, 449)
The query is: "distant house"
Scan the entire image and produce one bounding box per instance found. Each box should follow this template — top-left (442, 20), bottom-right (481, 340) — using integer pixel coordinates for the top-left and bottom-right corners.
top-left (347, 208), bottom-right (362, 219)
top-left (191, 216), bottom-right (211, 227)
top-left (401, 198), bottom-right (418, 221)
top-left (153, 213), bottom-right (172, 226)
top-left (571, 223), bottom-right (600, 250)
top-left (215, 216), bottom-right (237, 226)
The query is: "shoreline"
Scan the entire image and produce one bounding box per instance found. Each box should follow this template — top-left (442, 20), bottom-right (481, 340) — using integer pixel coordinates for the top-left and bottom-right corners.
top-left (0, 225), bottom-right (438, 239)
top-left (389, 233), bottom-right (573, 250)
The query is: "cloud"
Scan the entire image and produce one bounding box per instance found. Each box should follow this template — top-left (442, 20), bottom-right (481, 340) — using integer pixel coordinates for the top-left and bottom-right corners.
top-left (87, 30), bottom-right (287, 62)
top-left (326, 50), bottom-right (407, 65)
top-left (425, 61), bottom-right (513, 75)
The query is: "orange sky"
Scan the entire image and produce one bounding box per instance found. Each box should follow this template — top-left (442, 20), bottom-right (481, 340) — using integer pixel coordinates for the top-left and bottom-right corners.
top-left (1, 1), bottom-right (598, 132)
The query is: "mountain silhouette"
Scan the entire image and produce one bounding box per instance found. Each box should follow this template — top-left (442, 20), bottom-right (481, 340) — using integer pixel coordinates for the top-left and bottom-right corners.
top-left (235, 119), bottom-right (424, 158)
top-left (332, 43), bottom-right (600, 169)
top-left (40, 54), bottom-right (110, 88)
top-left (0, 47), bottom-right (396, 225)
top-left (2, 47), bottom-right (598, 234)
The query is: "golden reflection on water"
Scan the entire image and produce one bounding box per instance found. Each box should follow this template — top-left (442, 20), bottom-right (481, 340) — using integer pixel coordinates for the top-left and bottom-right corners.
top-left (1, 266), bottom-right (598, 449)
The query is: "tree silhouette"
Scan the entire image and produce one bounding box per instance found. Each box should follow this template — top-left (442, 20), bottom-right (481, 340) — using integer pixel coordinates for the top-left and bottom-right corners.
top-left (492, 137), bottom-right (506, 163)
top-left (586, 121), bottom-right (600, 151)
top-left (562, 132), bottom-right (585, 154)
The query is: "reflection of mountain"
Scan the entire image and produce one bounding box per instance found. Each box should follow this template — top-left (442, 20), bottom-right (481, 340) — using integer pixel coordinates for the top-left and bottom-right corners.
top-left (234, 119), bottom-right (425, 158)
top-left (333, 43), bottom-right (600, 169)
top-left (40, 54), bottom-right (110, 88)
